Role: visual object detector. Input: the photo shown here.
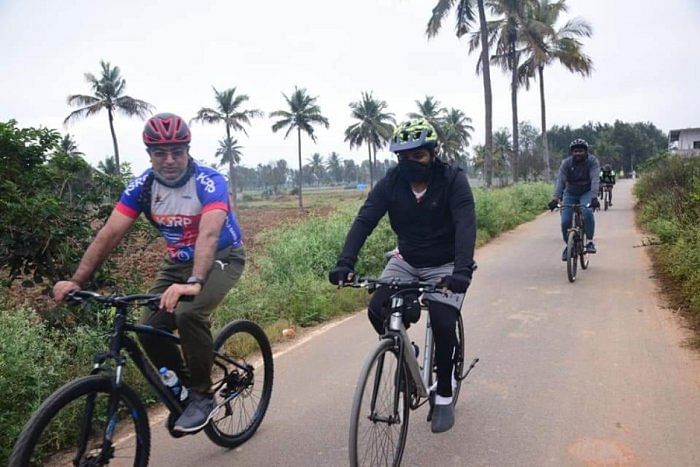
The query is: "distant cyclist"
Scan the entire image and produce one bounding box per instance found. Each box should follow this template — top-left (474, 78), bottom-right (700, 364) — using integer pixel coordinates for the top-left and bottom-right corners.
top-left (329, 118), bottom-right (476, 433)
top-left (599, 164), bottom-right (616, 206)
top-left (548, 138), bottom-right (601, 261)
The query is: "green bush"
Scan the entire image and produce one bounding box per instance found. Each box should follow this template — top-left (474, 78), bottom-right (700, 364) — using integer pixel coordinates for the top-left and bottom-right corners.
top-left (635, 155), bottom-right (700, 331)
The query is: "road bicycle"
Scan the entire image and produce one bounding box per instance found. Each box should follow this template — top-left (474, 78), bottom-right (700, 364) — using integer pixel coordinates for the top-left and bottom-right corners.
top-left (342, 277), bottom-right (478, 467)
top-left (10, 290), bottom-right (273, 466)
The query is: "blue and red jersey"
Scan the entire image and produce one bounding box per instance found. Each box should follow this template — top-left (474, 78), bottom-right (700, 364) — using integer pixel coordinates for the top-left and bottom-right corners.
top-left (116, 162), bottom-right (243, 262)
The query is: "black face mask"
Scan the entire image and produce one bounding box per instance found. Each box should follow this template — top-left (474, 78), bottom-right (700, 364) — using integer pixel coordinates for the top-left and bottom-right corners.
top-left (398, 159), bottom-right (432, 183)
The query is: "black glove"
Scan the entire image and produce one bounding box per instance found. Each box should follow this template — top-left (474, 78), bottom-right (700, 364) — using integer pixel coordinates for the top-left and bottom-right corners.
top-left (589, 197), bottom-right (600, 209)
top-left (328, 262), bottom-right (354, 285)
top-left (440, 274), bottom-right (471, 294)
top-left (548, 198), bottom-right (560, 211)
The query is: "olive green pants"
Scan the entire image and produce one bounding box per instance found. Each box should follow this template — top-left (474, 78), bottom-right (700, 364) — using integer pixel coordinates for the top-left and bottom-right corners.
top-left (138, 246), bottom-right (245, 393)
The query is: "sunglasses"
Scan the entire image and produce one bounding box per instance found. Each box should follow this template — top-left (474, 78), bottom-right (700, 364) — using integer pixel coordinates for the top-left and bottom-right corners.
top-left (149, 147), bottom-right (189, 159)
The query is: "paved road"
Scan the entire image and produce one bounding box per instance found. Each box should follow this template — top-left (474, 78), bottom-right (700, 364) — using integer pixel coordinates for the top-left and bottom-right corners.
top-left (143, 180), bottom-right (700, 466)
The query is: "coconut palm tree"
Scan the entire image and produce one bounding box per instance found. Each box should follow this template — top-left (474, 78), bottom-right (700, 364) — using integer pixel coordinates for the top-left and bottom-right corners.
top-left (442, 108), bottom-right (475, 165)
top-left (344, 91), bottom-right (395, 188)
top-left (191, 87), bottom-right (263, 208)
top-left (55, 134), bottom-right (84, 157)
top-left (480, 0), bottom-right (538, 182)
top-left (65, 60), bottom-right (153, 174)
top-left (270, 87), bottom-right (329, 211)
top-left (427, 0), bottom-right (495, 186)
top-left (307, 152), bottom-right (325, 186)
top-left (214, 137), bottom-right (244, 193)
top-left (519, 0), bottom-right (592, 180)
top-left (408, 95), bottom-right (448, 139)
top-left (98, 156), bottom-right (118, 176)
top-left (326, 151), bottom-right (343, 184)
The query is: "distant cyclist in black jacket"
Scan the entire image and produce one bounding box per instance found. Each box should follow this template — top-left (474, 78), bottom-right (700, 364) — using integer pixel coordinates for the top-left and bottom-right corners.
top-left (329, 118), bottom-right (476, 433)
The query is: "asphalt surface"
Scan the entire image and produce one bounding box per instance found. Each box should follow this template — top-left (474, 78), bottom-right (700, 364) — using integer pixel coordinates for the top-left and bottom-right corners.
top-left (140, 179), bottom-right (700, 466)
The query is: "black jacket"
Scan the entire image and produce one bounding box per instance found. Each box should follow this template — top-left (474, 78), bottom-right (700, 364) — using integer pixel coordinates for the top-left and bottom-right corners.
top-left (338, 159), bottom-right (477, 278)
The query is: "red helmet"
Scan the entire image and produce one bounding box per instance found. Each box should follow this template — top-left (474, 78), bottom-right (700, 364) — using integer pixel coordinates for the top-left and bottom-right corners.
top-left (143, 113), bottom-right (191, 146)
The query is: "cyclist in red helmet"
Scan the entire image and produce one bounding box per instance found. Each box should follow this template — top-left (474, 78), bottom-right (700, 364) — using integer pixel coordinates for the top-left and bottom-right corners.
top-left (54, 112), bottom-right (246, 433)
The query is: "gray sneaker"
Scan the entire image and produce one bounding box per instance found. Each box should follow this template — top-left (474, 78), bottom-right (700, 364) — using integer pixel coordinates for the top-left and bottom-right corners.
top-left (431, 403), bottom-right (455, 433)
top-left (173, 392), bottom-right (214, 433)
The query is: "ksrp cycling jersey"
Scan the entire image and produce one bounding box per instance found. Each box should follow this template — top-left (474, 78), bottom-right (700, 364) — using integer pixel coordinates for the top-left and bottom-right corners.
top-left (115, 162), bottom-right (243, 263)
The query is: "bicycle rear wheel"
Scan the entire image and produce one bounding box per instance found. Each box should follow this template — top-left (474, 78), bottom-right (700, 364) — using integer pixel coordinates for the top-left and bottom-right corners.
top-left (205, 319), bottom-right (274, 448)
top-left (567, 230), bottom-right (578, 283)
top-left (10, 375), bottom-right (149, 467)
top-left (349, 339), bottom-right (409, 467)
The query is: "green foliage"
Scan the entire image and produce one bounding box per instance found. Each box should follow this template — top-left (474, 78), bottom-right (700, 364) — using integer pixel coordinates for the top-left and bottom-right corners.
top-left (474, 182), bottom-right (551, 243)
top-left (548, 121), bottom-right (667, 173)
top-left (635, 156), bottom-right (700, 327)
top-left (0, 120), bottom-right (124, 287)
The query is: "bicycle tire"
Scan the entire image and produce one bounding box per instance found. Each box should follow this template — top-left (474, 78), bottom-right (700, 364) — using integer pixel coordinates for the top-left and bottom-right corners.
top-left (567, 230), bottom-right (578, 283)
top-left (9, 375), bottom-right (149, 467)
top-left (349, 339), bottom-right (409, 467)
top-left (579, 228), bottom-right (589, 270)
top-left (204, 319), bottom-right (273, 448)
top-left (452, 314), bottom-right (466, 405)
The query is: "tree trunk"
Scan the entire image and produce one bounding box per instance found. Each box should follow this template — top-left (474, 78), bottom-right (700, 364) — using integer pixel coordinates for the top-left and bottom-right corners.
top-left (372, 143), bottom-right (378, 182)
top-left (538, 66), bottom-right (551, 181)
top-left (297, 126), bottom-right (304, 211)
top-left (510, 41), bottom-right (520, 184)
top-left (477, 0), bottom-right (493, 188)
top-left (225, 124), bottom-right (237, 210)
top-left (367, 142), bottom-right (374, 188)
top-left (107, 108), bottom-right (120, 175)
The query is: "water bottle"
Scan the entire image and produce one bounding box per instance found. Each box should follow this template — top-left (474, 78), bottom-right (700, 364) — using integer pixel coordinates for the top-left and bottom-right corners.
top-left (159, 367), bottom-right (188, 402)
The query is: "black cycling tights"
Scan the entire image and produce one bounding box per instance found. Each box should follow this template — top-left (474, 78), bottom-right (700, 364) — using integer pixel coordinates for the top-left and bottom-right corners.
top-left (368, 288), bottom-right (459, 397)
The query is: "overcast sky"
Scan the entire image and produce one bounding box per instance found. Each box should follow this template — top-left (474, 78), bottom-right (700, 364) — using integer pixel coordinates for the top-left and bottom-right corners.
top-left (1, 0), bottom-right (698, 174)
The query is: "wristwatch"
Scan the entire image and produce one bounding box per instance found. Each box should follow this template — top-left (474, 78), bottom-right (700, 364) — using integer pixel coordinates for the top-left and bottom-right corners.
top-left (186, 276), bottom-right (205, 286)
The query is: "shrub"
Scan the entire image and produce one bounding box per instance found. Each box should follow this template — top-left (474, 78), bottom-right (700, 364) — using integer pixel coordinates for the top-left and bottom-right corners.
top-left (635, 155), bottom-right (700, 333)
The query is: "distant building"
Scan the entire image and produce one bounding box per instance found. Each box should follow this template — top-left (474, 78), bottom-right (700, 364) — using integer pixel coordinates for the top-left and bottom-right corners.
top-left (668, 127), bottom-right (700, 155)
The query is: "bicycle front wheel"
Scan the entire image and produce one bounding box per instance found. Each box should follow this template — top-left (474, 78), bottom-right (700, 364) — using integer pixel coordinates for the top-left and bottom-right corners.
top-left (349, 339), bottom-right (410, 467)
top-left (452, 313), bottom-right (466, 405)
top-left (9, 375), bottom-right (150, 467)
top-left (567, 230), bottom-right (578, 283)
top-left (205, 319), bottom-right (274, 448)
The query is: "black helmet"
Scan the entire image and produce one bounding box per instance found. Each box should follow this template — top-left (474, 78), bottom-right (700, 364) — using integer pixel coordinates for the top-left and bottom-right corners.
top-left (603, 164), bottom-right (612, 171)
top-left (569, 138), bottom-right (589, 152)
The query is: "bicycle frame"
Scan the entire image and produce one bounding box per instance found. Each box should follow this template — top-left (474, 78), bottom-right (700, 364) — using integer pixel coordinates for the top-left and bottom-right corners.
top-left (84, 297), bottom-right (255, 438)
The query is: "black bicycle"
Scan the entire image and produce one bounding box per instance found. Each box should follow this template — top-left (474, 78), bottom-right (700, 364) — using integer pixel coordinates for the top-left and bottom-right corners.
top-left (560, 203), bottom-right (590, 282)
top-left (9, 290), bottom-right (273, 466)
top-left (342, 277), bottom-right (478, 467)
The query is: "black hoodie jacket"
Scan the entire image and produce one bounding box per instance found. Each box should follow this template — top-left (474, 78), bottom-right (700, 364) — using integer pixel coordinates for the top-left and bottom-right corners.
top-left (337, 159), bottom-right (476, 278)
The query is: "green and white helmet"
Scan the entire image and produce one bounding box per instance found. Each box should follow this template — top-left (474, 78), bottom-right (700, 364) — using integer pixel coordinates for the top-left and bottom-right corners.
top-left (389, 118), bottom-right (438, 153)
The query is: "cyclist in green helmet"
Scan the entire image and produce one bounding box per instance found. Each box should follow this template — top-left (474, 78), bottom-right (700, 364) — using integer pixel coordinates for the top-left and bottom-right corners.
top-left (329, 118), bottom-right (477, 433)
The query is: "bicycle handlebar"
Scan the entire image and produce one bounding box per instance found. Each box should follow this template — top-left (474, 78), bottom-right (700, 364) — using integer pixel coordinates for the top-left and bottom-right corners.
top-left (67, 290), bottom-right (162, 307)
top-left (339, 276), bottom-right (443, 294)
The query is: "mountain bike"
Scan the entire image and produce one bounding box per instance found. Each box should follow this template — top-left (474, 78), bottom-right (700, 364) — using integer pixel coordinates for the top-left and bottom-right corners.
top-left (342, 277), bottom-right (479, 467)
top-left (560, 203), bottom-right (590, 283)
top-left (9, 290), bottom-right (273, 466)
